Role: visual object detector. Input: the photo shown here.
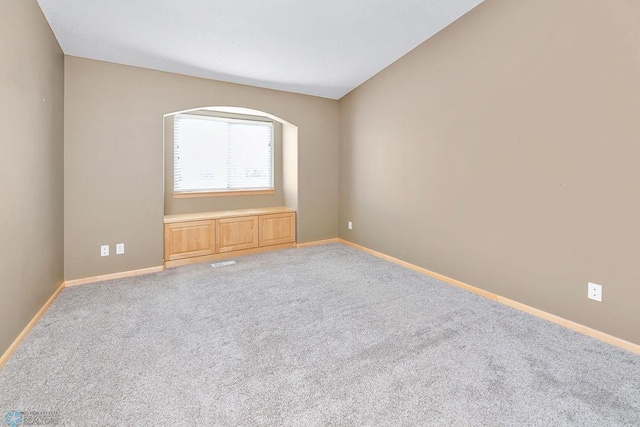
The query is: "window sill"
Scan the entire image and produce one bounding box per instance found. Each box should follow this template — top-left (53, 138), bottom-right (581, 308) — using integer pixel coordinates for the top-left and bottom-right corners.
top-left (173, 189), bottom-right (276, 198)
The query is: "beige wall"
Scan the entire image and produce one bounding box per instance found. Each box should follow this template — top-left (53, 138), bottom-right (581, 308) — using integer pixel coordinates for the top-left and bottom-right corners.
top-left (164, 112), bottom-right (284, 215)
top-left (5, 0), bottom-right (634, 354)
top-left (339, 0), bottom-right (640, 344)
top-left (65, 57), bottom-right (339, 280)
top-left (0, 1), bottom-right (64, 354)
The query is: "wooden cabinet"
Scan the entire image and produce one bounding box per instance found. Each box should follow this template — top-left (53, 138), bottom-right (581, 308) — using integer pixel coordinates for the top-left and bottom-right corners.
top-left (217, 216), bottom-right (259, 253)
top-left (260, 213), bottom-right (295, 246)
top-left (164, 207), bottom-right (296, 268)
top-left (164, 220), bottom-right (216, 261)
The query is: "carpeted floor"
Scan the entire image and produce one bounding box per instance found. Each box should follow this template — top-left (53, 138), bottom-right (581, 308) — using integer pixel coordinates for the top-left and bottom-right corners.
top-left (1, 243), bottom-right (639, 426)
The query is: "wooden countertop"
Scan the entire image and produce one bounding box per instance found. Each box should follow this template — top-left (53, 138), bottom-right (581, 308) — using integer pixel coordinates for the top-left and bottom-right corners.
top-left (164, 207), bottom-right (295, 224)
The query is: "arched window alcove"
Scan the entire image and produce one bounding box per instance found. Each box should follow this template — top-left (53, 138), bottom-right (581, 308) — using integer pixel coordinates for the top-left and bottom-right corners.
top-left (162, 106), bottom-right (298, 217)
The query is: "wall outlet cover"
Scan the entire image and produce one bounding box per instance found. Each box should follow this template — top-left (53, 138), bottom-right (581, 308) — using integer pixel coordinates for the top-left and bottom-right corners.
top-left (116, 243), bottom-right (125, 255)
top-left (100, 245), bottom-right (109, 257)
top-left (588, 282), bottom-right (602, 302)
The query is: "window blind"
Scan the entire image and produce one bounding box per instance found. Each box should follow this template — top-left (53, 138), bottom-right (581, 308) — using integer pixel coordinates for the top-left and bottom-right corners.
top-left (174, 114), bottom-right (273, 193)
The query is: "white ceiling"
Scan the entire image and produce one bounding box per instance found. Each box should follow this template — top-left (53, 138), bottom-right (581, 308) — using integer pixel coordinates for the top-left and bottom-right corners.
top-left (37, 0), bottom-right (483, 99)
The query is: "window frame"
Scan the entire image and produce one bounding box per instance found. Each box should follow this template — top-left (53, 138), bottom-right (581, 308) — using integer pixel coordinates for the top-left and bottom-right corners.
top-left (172, 112), bottom-right (276, 198)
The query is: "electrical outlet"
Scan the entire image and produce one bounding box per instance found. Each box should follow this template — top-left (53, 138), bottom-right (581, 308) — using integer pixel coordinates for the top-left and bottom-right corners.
top-left (588, 282), bottom-right (602, 302)
top-left (348, 221), bottom-right (353, 230)
top-left (116, 243), bottom-right (125, 255)
top-left (100, 245), bottom-right (109, 257)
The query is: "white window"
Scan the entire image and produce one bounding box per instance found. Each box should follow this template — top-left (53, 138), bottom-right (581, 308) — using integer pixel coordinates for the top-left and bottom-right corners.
top-left (174, 114), bottom-right (274, 194)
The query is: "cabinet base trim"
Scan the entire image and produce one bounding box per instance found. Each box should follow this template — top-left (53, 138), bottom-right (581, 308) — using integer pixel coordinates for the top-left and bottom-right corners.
top-left (164, 242), bottom-right (296, 269)
top-left (338, 239), bottom-right (640, 355)
top-left (64, 266), bottom-right (165, 287)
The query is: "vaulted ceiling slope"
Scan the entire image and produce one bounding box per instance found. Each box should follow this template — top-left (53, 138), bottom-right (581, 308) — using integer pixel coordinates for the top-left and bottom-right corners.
top-left (37, 0), bottom-right (483, 99)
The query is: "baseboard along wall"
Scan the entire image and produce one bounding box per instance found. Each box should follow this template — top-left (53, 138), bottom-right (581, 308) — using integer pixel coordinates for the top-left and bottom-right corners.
top-left (0, 266), bottom-right (164, 370)
top-left (2, 239), bottom-right (638, 371)
top-left (296, 238), bottom-right (340, 248)
top-left (336, 238), bottom-right (640, 355)
top-left (0, 282), bottom-right (66, 370)
top-left (64, 266), bottom-right (165, 287)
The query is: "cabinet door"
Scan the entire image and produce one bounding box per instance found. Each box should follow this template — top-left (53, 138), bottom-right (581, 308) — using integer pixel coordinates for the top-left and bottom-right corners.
top-left (164, 220), bottom-right (216, 261)
top-left (259, 213), bottom-right (296, 246)
top-left (216, 216), bottom-right (259, 253)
